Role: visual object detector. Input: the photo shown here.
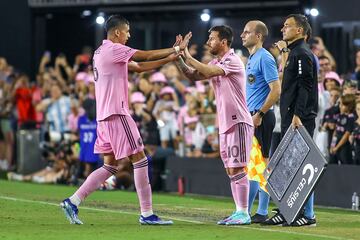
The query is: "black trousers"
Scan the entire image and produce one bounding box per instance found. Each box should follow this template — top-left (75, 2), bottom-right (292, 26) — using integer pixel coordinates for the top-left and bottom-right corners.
top-left (281, 117), bottom-right (315, 138)
top-left (329, 142), bottom-right (353, 165)
top-left (251, 110), bottom-right (275, 158)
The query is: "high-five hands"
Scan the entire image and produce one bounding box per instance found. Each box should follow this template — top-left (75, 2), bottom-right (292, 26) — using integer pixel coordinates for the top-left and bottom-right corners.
top-left (172, 32), bottom-right (192, 50)
top-left (170, 32), bottom-right (192, 61)
top-left (179, 32), bottom-right (192, 51)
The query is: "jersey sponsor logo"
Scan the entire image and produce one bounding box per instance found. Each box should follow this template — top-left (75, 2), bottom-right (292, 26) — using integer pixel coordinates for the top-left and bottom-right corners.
top-left (248, 74), bottom-right (256, 84)
top-left (232, 115), bottom-right (237, 120)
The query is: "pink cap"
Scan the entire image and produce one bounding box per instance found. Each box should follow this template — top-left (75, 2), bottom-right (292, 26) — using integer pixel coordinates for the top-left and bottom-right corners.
top-left (130, 91), bottom-right (146, 103)
top-left (75, 72), bottom-right (88, 81)
top-left (150, 72), bottom-right (167, 83)
top-left (76, 72), bottom-right (95, 84)
top-left (324, 71), bottom-right (341, 84)
top-left (184, 115), bottom-right (199, 124)
top-left (196, 81), bottom-right (206, 93)
top-left (184, 87), bottom-right (195, 94)
top-left (160, 86), bottom-right (175, 96)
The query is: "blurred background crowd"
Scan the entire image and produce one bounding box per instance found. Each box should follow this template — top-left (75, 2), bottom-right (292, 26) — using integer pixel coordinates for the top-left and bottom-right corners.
top-left (1, 0), bottom-right (360, 191)
top-left (1, 39), bottom-right (360, 189)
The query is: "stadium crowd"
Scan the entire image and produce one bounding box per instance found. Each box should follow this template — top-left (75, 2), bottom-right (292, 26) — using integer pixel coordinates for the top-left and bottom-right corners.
top-left (1, 34), bottom-right (360, 189)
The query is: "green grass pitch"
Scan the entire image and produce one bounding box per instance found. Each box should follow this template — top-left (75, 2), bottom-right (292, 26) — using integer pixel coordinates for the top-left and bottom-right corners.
top-left (0, 180), bottom-right (359, 240)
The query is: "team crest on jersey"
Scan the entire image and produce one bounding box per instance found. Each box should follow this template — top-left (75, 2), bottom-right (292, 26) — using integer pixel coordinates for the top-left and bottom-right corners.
top-left (248, 74), bottom-right (256, 84)
top-left (223, 58), bottom-right (231, 66)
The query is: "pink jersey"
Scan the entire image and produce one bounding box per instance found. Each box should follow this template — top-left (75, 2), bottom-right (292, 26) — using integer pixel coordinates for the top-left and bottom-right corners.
top-left (93, 40), bottom-right (137, 121)
top-left (209, 49), bottom-right (253, 134)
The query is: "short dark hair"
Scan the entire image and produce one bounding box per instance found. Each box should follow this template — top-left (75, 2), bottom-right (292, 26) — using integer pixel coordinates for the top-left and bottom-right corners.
top-left (286, 14), bottom-right (310, 37)
top-left (306, 25), bottom-right (312, 42)
top-left (254, 21), bottom-right (268, 42)
top-left (318, 55), bottom-right (330, 61)
top-left (340, 93), bottom-right (356, 112)
top-left (105, 15), bottom-right (129, 33)
top-left (209, 25), bottom-right (234, 47)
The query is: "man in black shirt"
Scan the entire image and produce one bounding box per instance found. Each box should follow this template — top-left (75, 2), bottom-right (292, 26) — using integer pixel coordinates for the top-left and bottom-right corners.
top-left (263, 14), bottom-right (318, 227)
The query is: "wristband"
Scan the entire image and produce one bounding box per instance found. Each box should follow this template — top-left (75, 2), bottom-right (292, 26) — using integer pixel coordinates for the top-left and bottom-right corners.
top-left (174, 46), bottom-right (180, 54)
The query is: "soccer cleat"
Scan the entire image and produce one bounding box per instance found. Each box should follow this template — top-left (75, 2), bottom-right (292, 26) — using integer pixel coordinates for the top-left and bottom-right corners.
top-left (139, 214), bottom-right (173, 225)
top-left (260, 208), bottom-right (285, 226)
top-left (217, 211), bottom-right (236, 225)
top-left (225, 211), bottom-right (251, 225)
top-left (60, 198), bottom-right (83, 225)
top-left (251, 213), bottom-right (268, 224)
top-left (283, 215), bottom-right (316, 227)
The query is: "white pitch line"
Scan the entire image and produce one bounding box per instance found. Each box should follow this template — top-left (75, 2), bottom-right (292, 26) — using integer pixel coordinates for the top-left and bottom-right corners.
top-left (237, 226), bottom-right (353, 240)
top-left (0, 196), bottom-right (203, 224)
top-left (0, 195), bottom-right (353, 240)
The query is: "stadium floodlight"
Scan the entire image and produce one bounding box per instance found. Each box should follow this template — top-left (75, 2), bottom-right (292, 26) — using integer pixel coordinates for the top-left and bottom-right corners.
top-left (310, 8), bottom-right (319, 17)
top-left (82, 10), bottom-right (92, 17)
top-left (200, 10), bottom-right (210, 22)
top-left (96, 15), bottom-right (105, 25)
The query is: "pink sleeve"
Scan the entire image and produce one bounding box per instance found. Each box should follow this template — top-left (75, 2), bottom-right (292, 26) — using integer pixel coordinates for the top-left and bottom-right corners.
top-left (215, 57), bottom-right (242, 76)
top-left (112, 44), bottom-right (137, 63)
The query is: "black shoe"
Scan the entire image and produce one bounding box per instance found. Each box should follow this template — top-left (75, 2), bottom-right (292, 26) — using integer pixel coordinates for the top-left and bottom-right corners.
top-left (284, 215), bottom-right (316, 227)
top-left (260, 209), bottom-right (285, 226)
top-left (251, 213), bottom-right (268, 224)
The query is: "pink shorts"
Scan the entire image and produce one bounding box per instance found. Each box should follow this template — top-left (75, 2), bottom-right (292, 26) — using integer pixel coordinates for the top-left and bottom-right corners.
top-left (219, 122), bottom-right (254, 168)
top-left (94, 115), bottom-right (144, 160)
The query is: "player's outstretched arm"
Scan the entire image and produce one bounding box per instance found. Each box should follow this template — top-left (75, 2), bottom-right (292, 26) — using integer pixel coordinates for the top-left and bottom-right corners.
top-left (128, 53), bottom-right (178, 73)
top-left (131, 32), bottom-right (192, 62)
top-left (175, 55), bottom-right (207, 81)
top-left (182, 47), bottom-right (224, 79)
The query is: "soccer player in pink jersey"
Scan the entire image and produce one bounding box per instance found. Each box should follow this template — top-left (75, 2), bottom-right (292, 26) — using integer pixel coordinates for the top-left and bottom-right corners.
top-left (60, 15), bottom-right (191, 225)
top-left (175, 25), bottom-right (254, 225)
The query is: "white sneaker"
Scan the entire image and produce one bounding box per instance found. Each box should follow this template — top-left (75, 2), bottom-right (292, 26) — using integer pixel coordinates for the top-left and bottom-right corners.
top-left (32, 176), bottom-right (45, 183)
top-left (7, 172), bottom-right (23, 181)
top-left (0, 160), bottom-right (5, 170)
